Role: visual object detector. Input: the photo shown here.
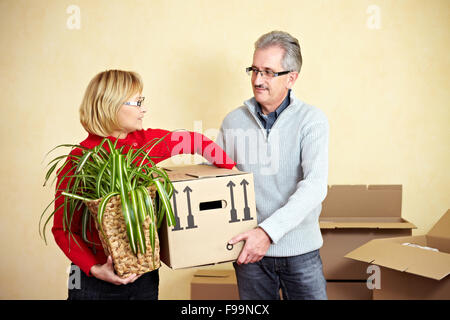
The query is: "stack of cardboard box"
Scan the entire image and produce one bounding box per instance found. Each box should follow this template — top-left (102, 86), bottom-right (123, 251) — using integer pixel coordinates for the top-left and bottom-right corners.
top-left (319, 185), bottom-right (416, 299)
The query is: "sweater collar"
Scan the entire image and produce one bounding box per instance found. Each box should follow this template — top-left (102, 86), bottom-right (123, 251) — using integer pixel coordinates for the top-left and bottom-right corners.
top-left (256, 89), bottom-right (291, 119)
top-left (245, 90), bottom-right (299, 116)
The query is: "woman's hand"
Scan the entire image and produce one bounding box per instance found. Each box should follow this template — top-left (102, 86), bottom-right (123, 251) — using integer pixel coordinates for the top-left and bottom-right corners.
top-left (90, 255), bottom-right (141, 285)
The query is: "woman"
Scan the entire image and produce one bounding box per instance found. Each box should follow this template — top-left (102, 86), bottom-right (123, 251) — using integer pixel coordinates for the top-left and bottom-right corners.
top-left (52, 70), bottom-right (235, 300)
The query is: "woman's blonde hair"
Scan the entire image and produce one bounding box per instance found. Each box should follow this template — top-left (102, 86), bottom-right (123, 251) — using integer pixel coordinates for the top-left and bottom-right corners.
top-left (79, 70), bottom-right (143, 137)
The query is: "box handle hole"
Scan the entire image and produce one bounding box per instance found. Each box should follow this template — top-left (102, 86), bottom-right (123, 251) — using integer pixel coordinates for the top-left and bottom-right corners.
top-left (199, 200), bottom-right (227, 211)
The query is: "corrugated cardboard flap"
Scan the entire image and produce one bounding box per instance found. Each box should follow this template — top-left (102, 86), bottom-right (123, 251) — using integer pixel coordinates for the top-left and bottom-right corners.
top-left (321, 184), bottom-right (402, 218)
top-left (345, 239), bottom-right (450, 280)
top-left (164, 171), bottom-right (195, 182)
top-left (163, 165), bottom-right (243, 180)
top-left (427, 209), bottom-right (450, 239)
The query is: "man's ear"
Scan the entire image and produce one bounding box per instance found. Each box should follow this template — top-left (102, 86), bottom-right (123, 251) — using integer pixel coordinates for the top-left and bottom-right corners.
top-left (286, 71), bottom-right (299, 89)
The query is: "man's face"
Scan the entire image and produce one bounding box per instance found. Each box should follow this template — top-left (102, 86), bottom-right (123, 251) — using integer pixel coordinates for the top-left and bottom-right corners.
top-left (251, 46), bottom-right (297, 112)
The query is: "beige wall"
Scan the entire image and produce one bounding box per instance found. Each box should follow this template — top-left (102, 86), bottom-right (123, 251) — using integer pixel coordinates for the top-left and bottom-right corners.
top-left (0, 0), bottom-right (448, 299)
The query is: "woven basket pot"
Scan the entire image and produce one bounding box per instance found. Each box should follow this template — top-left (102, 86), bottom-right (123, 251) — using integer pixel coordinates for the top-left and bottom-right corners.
top-left (85, 185), bottom-right (160, 278)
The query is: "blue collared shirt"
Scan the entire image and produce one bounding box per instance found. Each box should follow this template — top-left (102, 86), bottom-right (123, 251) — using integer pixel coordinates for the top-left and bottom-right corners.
top-left (256, 89), bottom-right (291, 135)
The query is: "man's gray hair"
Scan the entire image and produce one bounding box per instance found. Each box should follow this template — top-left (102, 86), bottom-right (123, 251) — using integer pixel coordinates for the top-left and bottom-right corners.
top-left (254, 31), bottom-right (302, 73)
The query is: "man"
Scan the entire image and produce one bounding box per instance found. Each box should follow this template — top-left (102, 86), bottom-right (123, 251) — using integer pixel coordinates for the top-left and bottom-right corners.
top-left (216, 31), bottom-right (329, 300)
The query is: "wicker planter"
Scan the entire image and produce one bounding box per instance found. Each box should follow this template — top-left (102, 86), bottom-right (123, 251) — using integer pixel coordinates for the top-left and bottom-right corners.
top-left (85, 185), bottom-right (160, 278)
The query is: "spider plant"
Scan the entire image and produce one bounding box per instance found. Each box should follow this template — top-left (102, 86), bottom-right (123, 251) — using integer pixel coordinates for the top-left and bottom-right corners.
top-left (40, 134), bottom-right (176, 257)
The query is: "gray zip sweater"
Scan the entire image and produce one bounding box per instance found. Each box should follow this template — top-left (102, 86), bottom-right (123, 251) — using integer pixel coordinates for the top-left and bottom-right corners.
top-left (216, 91), bottom-right (329, 257)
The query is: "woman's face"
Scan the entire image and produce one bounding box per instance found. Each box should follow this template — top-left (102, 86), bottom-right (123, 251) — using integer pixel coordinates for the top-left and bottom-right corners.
top-left (114, 92), bottom-right (147, 138)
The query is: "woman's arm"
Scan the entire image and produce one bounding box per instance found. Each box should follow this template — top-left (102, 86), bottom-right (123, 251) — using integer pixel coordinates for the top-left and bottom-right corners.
top-left (143, 129), bottom-right (236, 169)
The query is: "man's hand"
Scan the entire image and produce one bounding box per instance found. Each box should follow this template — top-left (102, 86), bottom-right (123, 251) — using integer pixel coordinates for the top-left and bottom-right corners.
top-left (229, 227), bottom-right (272, 265)
top-left (90, 255), bottom-right (141, 285)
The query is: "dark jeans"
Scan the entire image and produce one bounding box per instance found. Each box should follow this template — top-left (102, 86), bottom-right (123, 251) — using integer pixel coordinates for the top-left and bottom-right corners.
top-left (233, 249), bottom-right (327, 300)
top-left (68, 264), bottom-right (159, 300)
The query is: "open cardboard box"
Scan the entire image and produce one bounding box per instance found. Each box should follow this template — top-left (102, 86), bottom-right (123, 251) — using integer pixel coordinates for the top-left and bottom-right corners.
top-left (190, 269), bottom-right (239, 300)
top-left (345, 209), bottom-right (450, 299)
top-left (159, 165), bottom-right (257, 269)
top-left (320, 185), bottom-right (416, 280)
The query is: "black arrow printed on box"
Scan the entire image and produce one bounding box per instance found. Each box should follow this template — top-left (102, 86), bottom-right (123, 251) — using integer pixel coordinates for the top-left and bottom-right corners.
top-left (227, 180), bottom-right (240, 223)
top-left (171, 189), bottom-right (183, 231)
top-left (184, 186), bottom-right (198, 229)
top-left (240, 179), bottom-right (253, 221)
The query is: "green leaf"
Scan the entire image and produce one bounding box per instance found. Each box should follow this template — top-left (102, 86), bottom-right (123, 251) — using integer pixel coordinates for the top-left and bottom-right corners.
top-left (81, 206), bottom-right (92, 244)
top-left (39, 194), bottom-right (62, 239)
top-left (153, 179), bottom-right (175, 227)
top-left (43, 158), bottom-right (64, 187)
top-left (110, 155), bottom-right (116, 193)
top-left (42, 143), bottom-right (87, 164)
top-left (130, 189), bottom-right (146, 255)
top-left (136, 187), bottom-right (149, 221)
top-left (96, 160), bottom-right (110, 198)
top-left (115, 154), bottom-right (137, 255)
top-left (61, 192), bottom-right (94, 202)
top-left (75, 151), bottom-right (93, 173)
top-left (96, 191), bottom-right (120, 243)
top-left (40, 202), bottom-right (64, 245)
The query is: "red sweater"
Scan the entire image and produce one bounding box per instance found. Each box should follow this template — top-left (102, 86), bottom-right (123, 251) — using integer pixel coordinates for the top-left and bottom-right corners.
top-left (52, 128), bottom-right (235, 276)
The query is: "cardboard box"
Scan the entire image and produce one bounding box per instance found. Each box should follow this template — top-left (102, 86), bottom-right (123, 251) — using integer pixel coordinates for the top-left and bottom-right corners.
top-left (320, 185), bottom-right (416, 280)
top-left (326, 281), bottom-right (372, 300)
top-left (159, 165), bottom-right (258, 269)
top-left (345, 210), bottom-right (450, 300)
top-left (190, 269), bottom-right (283, 300)
top-left (191, 269), bottom-right (239, 300)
